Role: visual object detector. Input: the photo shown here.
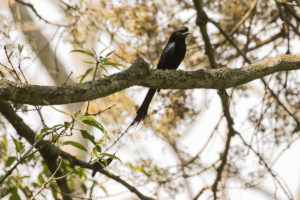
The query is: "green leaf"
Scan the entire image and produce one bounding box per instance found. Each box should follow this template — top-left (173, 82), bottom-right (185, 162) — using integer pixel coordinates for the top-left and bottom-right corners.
top-left (105, 61), bottom-right (127, 68)
top-left (63, 141), bottom-right (87, 152)
top-left (12, 137), bottom-right (22, 153)
top-left (9, 187), bottom-right (21, 200)
top-left (95, 145), bottom-right (101, 153)
top-left (5, 156), bottom-right (17, 167)
top-left (38, 174), bottom-right (45, 183)
top-left (99, 153), bottom-right (121, 163)
top-left (77, 67), bottom-right (94, 83)
top-left (80, 130), bottom-right (96, 144)
top-left (26, 153), bottom-right (35, 162)
top-left (105, 50), bottom-right (116, 57)
top-left (71, 49), bottom-right (95, 57)
top-left (81, 183), bottom-right (88, 194)
top-left (8, 51), bottom-right (13, 59)
top-left (3, 135), bottom-right (8, 155)
top-left (49, 182), bottom-right (58, 199)
top-left (36, 127), bottom-right (48, 140)
top-left (40, 127), bottom-right (49, 134)
top-left (35, 133), bottom-right (42, 141)
top-left (98, 64), bottom-right (109, 73)
top-left (96, 138), bottom-right (105, 145)
top-left (133, 165), bottom-right (147, 175)
top-left (92, 147), bottom-right (98, 157)
top-left (19, 142), bottom-right (25, 153)
top-left (76, 167), bottom-right (86, 178)
top-left (52, 134), bottom-right (58, 141)
top-left (71, 110), bottom-right (81, 119)
top-left (23, 56), bottom-right (31, 60)
top-left (64, 121), bottom-right (71, 130)
top-left (81, 116), bottom-right (99, 128)
top-left (52, 190), bottom-right (58, 200)
top-left (81, 116), bottom-right (109, 138)
top-left (18, 44), bottom-right (23, 53)
top-left (43, 99), bottom-right (50, 105)
top-left (110, 34), bottom-right (114, 44)
top-left (82, 60), bottom-right (95, 64)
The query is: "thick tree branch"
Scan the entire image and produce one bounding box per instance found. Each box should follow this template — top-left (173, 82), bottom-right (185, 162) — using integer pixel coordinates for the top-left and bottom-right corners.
top-left (0, 100), bottom-right (155, 200)
top-left (0, 54), bottom-right (299, 105)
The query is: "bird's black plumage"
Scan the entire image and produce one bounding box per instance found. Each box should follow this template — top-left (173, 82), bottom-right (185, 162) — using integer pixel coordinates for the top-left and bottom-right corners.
top-left (130, 27), bottom-right (189, 127)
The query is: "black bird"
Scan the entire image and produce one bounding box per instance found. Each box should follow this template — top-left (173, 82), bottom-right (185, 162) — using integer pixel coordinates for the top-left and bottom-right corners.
top-left (131, 27), bottom-right (189, 126)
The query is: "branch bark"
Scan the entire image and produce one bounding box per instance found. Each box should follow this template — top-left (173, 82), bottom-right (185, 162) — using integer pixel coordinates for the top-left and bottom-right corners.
top-left (0, 54), bottom-right (299, 105)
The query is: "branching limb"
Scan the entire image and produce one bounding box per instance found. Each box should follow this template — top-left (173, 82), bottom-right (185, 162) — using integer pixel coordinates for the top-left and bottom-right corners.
top-left (209, 14), bottom-right (300, 131)
top-left (0, 100), bottom-right (156, 200)
top-left (192, 1), bottom-right (243, 199)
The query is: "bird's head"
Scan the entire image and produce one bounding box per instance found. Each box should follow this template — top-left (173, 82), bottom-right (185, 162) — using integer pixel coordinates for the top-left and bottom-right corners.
top-left (170, 26), bottom-right (190, 41)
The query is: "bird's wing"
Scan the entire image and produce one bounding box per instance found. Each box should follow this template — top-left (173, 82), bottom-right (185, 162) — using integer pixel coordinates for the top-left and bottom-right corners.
top-left (157, 41), bottom-right (175, 69)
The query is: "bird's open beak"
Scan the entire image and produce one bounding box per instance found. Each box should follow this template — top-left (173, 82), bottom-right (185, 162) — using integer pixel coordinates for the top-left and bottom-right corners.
top-left (178, 27), bottom-right (190, 37)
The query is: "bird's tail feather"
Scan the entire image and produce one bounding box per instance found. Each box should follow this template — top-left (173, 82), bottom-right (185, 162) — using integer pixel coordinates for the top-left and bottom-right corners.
top-left (106, 88), bottom-right (156, 151)
top-left (131, 88), bottom-right (156, 127)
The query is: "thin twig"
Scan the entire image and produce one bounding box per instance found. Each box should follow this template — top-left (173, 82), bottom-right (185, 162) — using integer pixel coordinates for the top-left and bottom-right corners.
top-left (30, 159), bottom-right (63, 200)
top-left (4, 45), bottom-right (21, 81)
top-left (184, 116), bottom-right (223, 166)
top-left (15, 0), bottom-right (76, 27)
top-left (236, 132), bottom-right (294, 199)
top-left (86, 104), bottom-right (116, 116)
top-left (193, 185), bottom-right (211, 200)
